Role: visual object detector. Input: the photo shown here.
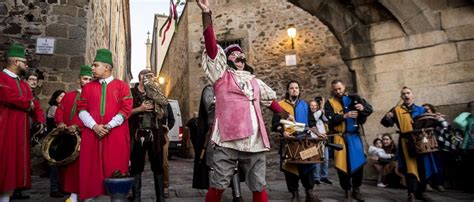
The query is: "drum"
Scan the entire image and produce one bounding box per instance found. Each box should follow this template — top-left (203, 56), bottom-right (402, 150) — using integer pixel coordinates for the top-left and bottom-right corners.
top-left (280, 136), bottom-right (324, 164)
top-left (41, 128), bottom-right (81, 166)
top-left (410, 113), bottom-right (439, 154)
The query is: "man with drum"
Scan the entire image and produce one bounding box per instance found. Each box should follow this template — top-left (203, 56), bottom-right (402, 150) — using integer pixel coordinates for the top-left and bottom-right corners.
top-left (324, 79), bottom-right (372, 201)
top-left (0, 43), bottom-right (45, 202)
top-left (128, 69), bottom-right (167, 202)
top-left (272, 80), bottom-right (319, 202)
top-left (77, 49), bottom-right (133, 200)
top-left (381, 87), bottom-right (435, 202)
top-left (55, 65), bottom-right (93, 202)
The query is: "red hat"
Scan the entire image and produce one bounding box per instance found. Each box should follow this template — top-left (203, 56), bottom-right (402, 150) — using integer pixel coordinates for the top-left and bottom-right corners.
top-left (224, 44), bottom-right (242, 58)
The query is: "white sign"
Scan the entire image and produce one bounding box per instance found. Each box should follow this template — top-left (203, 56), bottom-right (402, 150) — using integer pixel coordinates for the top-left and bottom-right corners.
top-left (36, 37), bottom-right (55, 54)
top-left (285, 54), bottom-right (297, 66)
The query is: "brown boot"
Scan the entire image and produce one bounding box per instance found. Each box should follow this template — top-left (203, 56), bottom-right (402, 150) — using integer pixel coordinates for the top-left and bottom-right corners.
top-left (305, 189), bottom-right (321, 202)
top-left (407, 193), bottom-right (415, 202)
top-left (352, 188), bottom-right (364, 202)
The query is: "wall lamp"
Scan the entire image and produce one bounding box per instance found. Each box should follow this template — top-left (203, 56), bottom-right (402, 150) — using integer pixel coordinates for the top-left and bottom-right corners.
top-left (158, 76), bottom-right (165, 85)
top-left (287, 25), bottom-right (296, 49)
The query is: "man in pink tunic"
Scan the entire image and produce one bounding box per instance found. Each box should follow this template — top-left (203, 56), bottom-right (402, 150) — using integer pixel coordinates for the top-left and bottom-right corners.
top-left (77, 49), bottom-right (133, 200)
top-left (55, 65), bottom-right (93, 202)
top-left (0, 43), bottom-right (45, 202)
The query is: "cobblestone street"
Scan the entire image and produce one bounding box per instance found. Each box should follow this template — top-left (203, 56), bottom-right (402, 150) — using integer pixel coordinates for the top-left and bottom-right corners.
top-left (17, 150), bottom-right (474, 201)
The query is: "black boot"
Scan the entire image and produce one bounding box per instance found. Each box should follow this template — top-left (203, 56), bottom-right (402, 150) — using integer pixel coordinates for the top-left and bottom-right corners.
top-left (231, 167), bottom-right (244, 202)
top-left (344, 190), bottom-right (352, 202)
top-left (131, 174), bottom-right (142, 202)
top-left (291, 191), bottom-right (300, 202)
top-left (352, 187), bottom-right (364, 202)
top-left (154, 173), bottom-right (165, 202)
top-left (415, 192), bottom-right (435, 202)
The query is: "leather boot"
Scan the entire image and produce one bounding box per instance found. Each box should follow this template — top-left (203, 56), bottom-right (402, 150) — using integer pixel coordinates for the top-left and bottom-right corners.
top-left (305, 189), bottom-right (320, 202)
top-left (352, 187), bottom-right (364, 202)
top-left (154, 173), bottom-right (165, 202)
top-left (131, 174), bottom-right (142, 202)
top-left (415, 192), bottom-right (435, 202)
top-left (407, 193), bottom-right (415, 202)
top-left (231, 167), bottom-right (244, 202)
top-left (291, 191), bottom-right (300, 202)
top-left (344, 190), bottom-right (352, 202)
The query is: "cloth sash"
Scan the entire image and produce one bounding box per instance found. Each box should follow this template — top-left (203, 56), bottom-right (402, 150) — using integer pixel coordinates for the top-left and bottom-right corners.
top-left (328, 97), bottom-right (366, 174)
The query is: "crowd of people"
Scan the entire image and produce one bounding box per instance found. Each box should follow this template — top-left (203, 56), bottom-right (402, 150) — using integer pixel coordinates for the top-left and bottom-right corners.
top-left (1, 0), bottom-right (473, 202)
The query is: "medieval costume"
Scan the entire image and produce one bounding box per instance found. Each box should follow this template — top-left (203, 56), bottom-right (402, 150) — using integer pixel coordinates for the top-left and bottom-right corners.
top-left (272, 98), bottom-right (318, 201)
top-left (0, 44), bottom-right (44, 197)
top-left (55, 65), bottom-right (92, 201)
top-left (191, 85), bottom-right (214, 190)
top-left (381, 104), bottom-right (439, 200)
top-left (201, 11), bottom-right (286, 202)
top-left (324, 94), bottom-right (372, 200)
top-left (128, 70), bottom-right (168, 202)
top-left (77, 49), bottom-right (133, 199)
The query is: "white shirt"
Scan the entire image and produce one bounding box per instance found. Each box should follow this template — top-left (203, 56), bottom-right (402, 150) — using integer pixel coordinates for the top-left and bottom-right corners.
top-left (3, 69), bottom-right (19, 78)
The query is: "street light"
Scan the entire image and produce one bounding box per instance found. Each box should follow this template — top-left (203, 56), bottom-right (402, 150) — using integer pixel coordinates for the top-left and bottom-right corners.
top-left (287, 25), bottom-right (296, 49)
top-left (158, 77), bottom-right (165, 85)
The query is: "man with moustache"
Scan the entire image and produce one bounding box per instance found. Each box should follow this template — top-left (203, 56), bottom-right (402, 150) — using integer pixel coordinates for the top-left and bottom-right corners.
top-left (0, 44), bottom-right (45, 202)
top-left (55, 65), bottom-right (93, 202)
top-left (77, 49), bottom-right (133, 200)
top-left (381, 87), bottom-right (436, 202)
top-left (324, 79), bottom-right (372, 201)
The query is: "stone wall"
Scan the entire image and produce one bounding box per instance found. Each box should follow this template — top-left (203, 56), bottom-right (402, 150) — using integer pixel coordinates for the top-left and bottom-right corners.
top-left (0, 0), bottom-right (131, 110)
top-left (160, 0), bottom-right (352, 124)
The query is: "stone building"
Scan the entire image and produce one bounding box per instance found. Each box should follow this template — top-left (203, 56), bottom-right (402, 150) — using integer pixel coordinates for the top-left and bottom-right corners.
top-left (159, 0), bottom-right (474, 140)
top-left (0, 0), bottom-right (131, 110)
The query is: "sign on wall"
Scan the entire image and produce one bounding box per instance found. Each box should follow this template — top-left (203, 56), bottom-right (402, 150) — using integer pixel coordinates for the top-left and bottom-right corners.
top-left (36, 37), bottom-right (55, 54)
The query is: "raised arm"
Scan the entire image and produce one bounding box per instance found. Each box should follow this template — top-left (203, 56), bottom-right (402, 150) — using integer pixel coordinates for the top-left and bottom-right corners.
top-left (198, 0), bottom-right (217, 59)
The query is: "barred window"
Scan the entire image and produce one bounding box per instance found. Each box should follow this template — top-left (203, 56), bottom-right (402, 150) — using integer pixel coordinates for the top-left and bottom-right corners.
top-left (218, 39), bottom-right (242, 50)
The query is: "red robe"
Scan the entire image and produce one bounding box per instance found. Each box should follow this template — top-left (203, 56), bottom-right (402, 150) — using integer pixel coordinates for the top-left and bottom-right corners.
top-left (0, 71), bottom-right (44, 192)
top-left (76, 79), bottom-right (132, 199)
top-left (55, 90), bottom-right (82, 193)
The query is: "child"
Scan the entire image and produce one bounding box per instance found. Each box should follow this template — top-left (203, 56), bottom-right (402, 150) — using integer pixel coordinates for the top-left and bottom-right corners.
top-left (369, 138), bottom-right (394, 187)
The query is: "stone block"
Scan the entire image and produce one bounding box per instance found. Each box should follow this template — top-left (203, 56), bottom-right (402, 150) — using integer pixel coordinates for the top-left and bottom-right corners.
top-left (61, 70), bottom-right (80, 83)
top-left (46, 23), bottom-right (67, 37)
top-left (57, 16), bottom-right (86, 24)
top-left (457, 40), bottom-right (474, 61)
top-left (441, 6), bottom-right (474, 29)
top-left (67, 0), bottom-right (88, 7)
top-left (52, 5), bottom-right (77, 17)
top-left (67, 83), bottom-right (79, 91)
top-left (4, 23), bottom-right (22, 35)
top-left (403, 60), bottom-right (474, 87)
top-left (423, 0), bottom-right (448, 10)
top-left (55, 39), bottom-right (85, 55)
top-left (369, 20), bottom-right (405, 41)
top-left (41, 81), bottom-right (66, 96)
top-left (39, 55), bottom-right (69, 69)
top-left (401, 9), bottom-right (439, 34)
top-left (25, 27), bottom-right (43, 35)
top-left (373, 30), bottom-right (447, 55)
top-left (447, 0), bottom-right (472, 8)
top-left (68, 25), bottom-right (85, 39)
top-left (77, 8), bottom-right (87, 17)
top-left (446, 24), bottom-right (474, 41)
top-left (0, 3), bottom-right (7, 15)
top-left (69, 56), bottom-right (84, 70)
top-left (415, 82), bottom-right (474, 106)
top-left (48, 75), bottom-right (58, 81)
top-left (370, 43), bottom-right (458, 74)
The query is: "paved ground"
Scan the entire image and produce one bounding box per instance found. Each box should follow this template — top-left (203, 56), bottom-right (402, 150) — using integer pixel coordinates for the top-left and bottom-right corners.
top-left (15, 150), bottom-right (474, 201)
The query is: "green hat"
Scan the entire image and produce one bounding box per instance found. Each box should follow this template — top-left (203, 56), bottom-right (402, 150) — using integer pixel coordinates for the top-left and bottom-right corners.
top-left (93, 48), bottom-right (113, 65)
top-left (6, 43), bottom-right (26, 61)
top-left (79, 65), bottom-right (92, 77)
